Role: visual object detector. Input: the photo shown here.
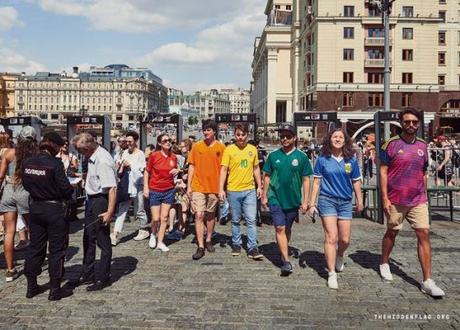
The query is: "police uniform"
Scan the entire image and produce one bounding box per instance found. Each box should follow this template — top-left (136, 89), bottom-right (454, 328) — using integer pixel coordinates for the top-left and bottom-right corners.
top-left (22, 145), bottom-right (74, 299)
top-left (82, 145), bottom-right (117, 286)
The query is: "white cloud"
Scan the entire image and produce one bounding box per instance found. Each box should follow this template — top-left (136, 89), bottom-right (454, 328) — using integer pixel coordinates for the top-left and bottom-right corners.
top-left (0, 7), bottom-right (24, 31)
top-left (0, 43), bottom-right (47, 73)
top-left (138, 43), bottom-right (218, 66)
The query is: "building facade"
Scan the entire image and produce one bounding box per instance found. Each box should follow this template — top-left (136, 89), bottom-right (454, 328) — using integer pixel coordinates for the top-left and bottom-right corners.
top-left (220, 88), bottom-right (251, 113)
top-left (252, 0), bottom-right (460, 132)
top-left (14, 65), bottom-right (168, 129)
top-left (0, 73), bottom-right (20, 117)
top-left (168, 89), bottom-right (231, 118)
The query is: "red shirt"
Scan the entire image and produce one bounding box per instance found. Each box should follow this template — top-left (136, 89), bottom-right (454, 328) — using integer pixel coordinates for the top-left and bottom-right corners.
top-left (146, 151), bottom-right (177, 192)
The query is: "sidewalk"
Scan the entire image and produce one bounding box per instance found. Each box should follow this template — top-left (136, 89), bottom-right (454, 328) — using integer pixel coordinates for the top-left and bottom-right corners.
top-left (0, 215), bottom-right (458, 329)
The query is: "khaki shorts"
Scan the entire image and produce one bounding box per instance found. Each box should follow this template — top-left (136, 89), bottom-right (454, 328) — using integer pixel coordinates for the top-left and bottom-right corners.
top-left (192, 192), bottom-right (219, 214)
top-left (386, 203), bottom-right (430, 230)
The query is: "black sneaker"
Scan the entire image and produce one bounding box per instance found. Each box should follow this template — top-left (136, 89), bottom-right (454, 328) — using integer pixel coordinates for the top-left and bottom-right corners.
top-left (231, 245), bottom-right (241, 256)
top-left (280, 261), bottom-right (293, 276)
top-left (14, 240), bottom-right (29, 251)
top-left (192, 247), bottom-right (205, 260)
top-left (205, 241), bottom-right (215, 253)
top-left (247, 248), bottom-right (263, 260)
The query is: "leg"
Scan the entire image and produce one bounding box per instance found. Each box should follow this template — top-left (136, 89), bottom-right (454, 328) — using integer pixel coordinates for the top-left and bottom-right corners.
top-left (112, 199), bottom-right (130, 236)
top-left (195, 211), bottom-right (205, 248)
top-left (24, 210), bottom-right (47, 279)
top-left (321, 216), bottom-right (338, 273)
top-left (337, 220), bottom-right (352, 257)
top-left (242, 190), bottom-right (258, 251)
top-left (168, 207), bottom-right (176, 232)
top-left (227, 192), bottom-right (243, 248)
top-left (2, 212), bottom-right (17, 271)
top-left (415, 228), bottom-right (432, 281)
top-left (134, 189), bottom-right (148, 230)
top-left (46, 207), bottom-right (69, 281)
top-left (204, 194), bottom-right (219, 244)
top-left (157, 203), bottom-right (172, 244)
top-left (275, 226), bottom-right (289, 262)
top-left (93, 196), bottom-right (111, 281)
top-left (82, 199), bottom-right (97, 277)
top-left (150, 205), bottom-right (161, 235)
top-left (380, 229), bottom-right (398, 264)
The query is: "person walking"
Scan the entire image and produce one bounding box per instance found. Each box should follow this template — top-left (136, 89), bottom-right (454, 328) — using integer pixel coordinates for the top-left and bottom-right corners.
top-left (261, 124), bottom-right (312, 276)
top-left (143, 133), bottom-right (178, 252)
top-left (111, 131), bottom-right (149, 246)
top-left (187, 119), bottom-right (225, 260)
top-left (379, 108), bottom-right (445, 297)
top-left (71, 133), bottom-right (117, 291)
top-left (308, 128), bottom-right (363, 289)
top-left (219, 123), bottom-right (263, 260)
top-left (22, 133), bottom-right (74, 300)
top-left (0, 126), bottom-right (38, 282)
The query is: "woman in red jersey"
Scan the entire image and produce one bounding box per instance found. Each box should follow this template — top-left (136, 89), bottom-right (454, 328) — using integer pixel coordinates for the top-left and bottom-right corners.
top-left (144, 134), bottom-right (178, 252)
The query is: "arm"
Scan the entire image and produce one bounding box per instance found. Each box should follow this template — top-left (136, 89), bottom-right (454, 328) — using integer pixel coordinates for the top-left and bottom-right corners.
top-left (308, 177), bottom-right (321, 216)
top-left (261, 173), bottom-right (270, 208)
top-left (437, 149), bottom-right (451, 170)
top-left (253, 165), bottom-right (262, 199)
top-left (100, 186), bottom-right (117, 225)
top-left (300, 176), bottom-right (310, 213)
top-left (186, 164), bottom-right (195, 197)
top-left (0, 149), bottom-right (11, 186)
top-left (352, 179), bottom-right (363, 212)
top-left (380, 164), bottom-right (391, 215)
top-left (54, 161), bottom-right (74, 199)
top-left (219, 166), bottom-right (228, 201)
top-left (143, 169), bottom-right (150, 198)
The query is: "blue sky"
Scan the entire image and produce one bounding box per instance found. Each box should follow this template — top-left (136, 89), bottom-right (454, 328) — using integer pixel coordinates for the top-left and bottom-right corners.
top-left (0, 0), bottom-right (266, 92)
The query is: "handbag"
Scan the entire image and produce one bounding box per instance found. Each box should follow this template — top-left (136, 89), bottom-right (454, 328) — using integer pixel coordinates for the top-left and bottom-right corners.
top-left (116, 168), bottom-right (131, 203)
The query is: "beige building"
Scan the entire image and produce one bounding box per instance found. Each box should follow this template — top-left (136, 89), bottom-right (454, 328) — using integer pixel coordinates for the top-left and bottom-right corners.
top-left (0, 73), bottom-right (20, 117)
top-left (252, 0), bottom-right (460, 132)
top-left (251, 0), bottom-right (299, 124)
top-left (14, 65), bottom-right (168, 130)
top-left (220, 88), bottom-right (251, 113)
top-left (168, 89), bottom-right (230, 118)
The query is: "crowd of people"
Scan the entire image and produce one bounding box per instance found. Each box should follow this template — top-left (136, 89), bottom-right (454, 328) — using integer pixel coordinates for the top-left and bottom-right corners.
top-left (0, 108), bottom-right (447, 300)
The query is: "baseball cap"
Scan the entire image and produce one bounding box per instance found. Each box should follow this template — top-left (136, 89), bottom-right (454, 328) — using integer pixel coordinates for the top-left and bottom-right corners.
top-left (438, 135), bottom-right (447, 142)
top-left (276, 123), bottom-right (296, 135)
top-left (43, 132), bottom-right (65, 146)
top-left (18, 126), bottom-right (37, 140)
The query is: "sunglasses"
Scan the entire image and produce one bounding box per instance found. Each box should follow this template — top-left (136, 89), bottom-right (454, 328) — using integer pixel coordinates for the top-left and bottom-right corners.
top-left (161, 139), bottom-right (171, 143)
top-left (402, 120), bottom-right (419, 126)
top-left (280, 135), bottom-right (294, 140)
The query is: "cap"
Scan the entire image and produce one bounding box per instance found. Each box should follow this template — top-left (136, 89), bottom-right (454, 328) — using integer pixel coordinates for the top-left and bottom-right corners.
top-left (18, 126), bottom-right (37, 140)
top-left (438, 135), bottom-right (447, 142)
top-left (43, 132), bottom-right (65, 146)
top-left (276, 123), bottom-right (296, 135)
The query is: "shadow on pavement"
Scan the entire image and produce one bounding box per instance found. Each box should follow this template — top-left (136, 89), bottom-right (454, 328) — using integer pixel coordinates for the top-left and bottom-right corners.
top-left (299, 250), bottom-right (327, 279)
top-left (259, 242), bottom-right (282, 267)
top-left (349, 250), bottom-right (419, 289)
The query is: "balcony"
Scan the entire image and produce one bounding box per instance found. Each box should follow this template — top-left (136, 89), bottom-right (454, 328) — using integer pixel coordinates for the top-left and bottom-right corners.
top-left (267, 10), bottom-right (292, 26)
top-left (364, 59), bottom-right (392, 67)
top-left (364, 37), bottom-right (392, 46)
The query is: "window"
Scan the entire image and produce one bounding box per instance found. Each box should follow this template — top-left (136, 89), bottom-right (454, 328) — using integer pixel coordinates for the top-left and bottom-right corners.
top-left (275, 5), bottom-right (280, 9)
top-left (344, 27), bottom-right (354, 39)
top-left (368, 72), bottom-right (384, 84)
top-left (439, 31), bottom-right (446, 45)
top-left (402, 6), bottom-right (414, 17)
top-left (402, 72), bottom-right (413, 84)
top-left (368, 93), bottom-right (384, 107)
top-left (438, 75), bottom-right (446, 85)
top-left (439, 11), bottom-right (446, 23)
top-left (344, 6), bottom-right (354, 17)
top-left (343, 48), bottom-right (354, 60)
top-left (51, 114), bottom-right (59, 120)
top-left (402, 93), bottom-right (412, 107)
top-left (128, 115), bottom-right (134, 121)
top-left (439, 52), bottom-right (446, 65)
top-left (439, 0), bottom-right (446, 4)
top-left (343, 72), bottom-right (354, 83)
top-left (458, 52), bottom-right (460, 65)
top-left (343, 92), bottom-right (354, 107)
top-left (286, 5), bottom-right (291, 10)
top-left (402, 28), bottom-right (413, 39)
top-left (116, 115), bottom-right (122, 121)
top-left (402, 49), bottom-right (413, 61)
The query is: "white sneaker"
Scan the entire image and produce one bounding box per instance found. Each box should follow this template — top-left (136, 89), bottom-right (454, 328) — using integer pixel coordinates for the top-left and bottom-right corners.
top-left (148, 234), bottom-right (157, 249)
top-left (421, 279), bottom-right (445, 297)
top-left (328, 271), bottom-right (338, 289)
top-left (110, 233), bottom-right (119, 246)
top-left (156, 241), bottom-right (170, 252)
top-left (335, 256), bottom-right (344, 272)
top-left (379, 263), bottom-right (393, 281)
top-left (134, 229), bottom-right (150, 241)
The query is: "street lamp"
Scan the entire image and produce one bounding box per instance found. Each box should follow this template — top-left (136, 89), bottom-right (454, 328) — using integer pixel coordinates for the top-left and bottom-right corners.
top-left (369, 0), bottom-right (395, 140)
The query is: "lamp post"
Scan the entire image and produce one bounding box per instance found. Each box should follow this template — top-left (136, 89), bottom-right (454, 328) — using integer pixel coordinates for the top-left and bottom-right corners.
top-left (370, 0), bottom-right (394, 140)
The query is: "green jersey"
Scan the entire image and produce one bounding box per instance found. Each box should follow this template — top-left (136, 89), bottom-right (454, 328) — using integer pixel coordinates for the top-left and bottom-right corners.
top-left (263, 148), bottom-right (313, 210)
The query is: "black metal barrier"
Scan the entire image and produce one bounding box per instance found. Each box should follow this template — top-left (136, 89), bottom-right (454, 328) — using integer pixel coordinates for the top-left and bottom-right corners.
top-left (140, 113), bottom-right (183, 151)
top-left (67, 115), bottom-right (112, 152)
top-left (214, 113), bottom-right (257, 143)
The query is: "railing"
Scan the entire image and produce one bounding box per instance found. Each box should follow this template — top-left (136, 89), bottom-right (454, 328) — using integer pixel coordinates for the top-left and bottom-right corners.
top-left (364, 58), bottom-right (392, 67)
top-left (267, 10), bottom-right (292, 26)
top-left (364, 37), bottom-right (392, 46)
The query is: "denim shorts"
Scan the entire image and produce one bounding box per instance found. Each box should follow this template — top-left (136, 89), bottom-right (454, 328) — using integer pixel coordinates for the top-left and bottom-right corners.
top-left (149, 188), bottom-right (175, 206)
top-left (269, 205), bottom-right (298, 229)
top-left (317, 195), bottom-right (352, 220)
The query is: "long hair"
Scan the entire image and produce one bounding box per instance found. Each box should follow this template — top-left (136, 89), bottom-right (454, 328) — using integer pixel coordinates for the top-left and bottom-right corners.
top-left (0, 133), bottom-right (9, 149)
top-left (14, 137), bottom-right (39, 185)
top-left (320, 128), bottom-right (355, 160)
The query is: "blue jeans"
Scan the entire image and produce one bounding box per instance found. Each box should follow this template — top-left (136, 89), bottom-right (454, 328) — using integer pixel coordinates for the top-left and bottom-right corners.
top-left (227, 189), bottom-right (257, 251)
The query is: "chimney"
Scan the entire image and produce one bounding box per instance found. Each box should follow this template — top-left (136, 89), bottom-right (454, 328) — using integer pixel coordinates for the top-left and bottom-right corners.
top-left (73, 66), bottom-right (79, 74)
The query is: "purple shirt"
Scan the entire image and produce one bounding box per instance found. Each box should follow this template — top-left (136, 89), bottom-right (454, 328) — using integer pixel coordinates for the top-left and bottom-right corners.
top-left (380, 136), bottom-right (428, 206)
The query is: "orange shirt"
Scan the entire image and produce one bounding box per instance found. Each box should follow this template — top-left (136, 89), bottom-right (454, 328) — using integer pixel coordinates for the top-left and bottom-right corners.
top-left (187, 140), bottom-right (225, 193)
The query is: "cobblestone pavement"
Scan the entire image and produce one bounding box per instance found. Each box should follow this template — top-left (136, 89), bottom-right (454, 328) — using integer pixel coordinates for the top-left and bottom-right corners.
top-left (0, 214), bottom-right (458, 329)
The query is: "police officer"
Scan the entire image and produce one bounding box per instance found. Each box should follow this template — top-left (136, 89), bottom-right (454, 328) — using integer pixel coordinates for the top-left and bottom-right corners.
top-left (22, 132), bottom-right (74, 300)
